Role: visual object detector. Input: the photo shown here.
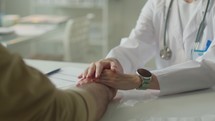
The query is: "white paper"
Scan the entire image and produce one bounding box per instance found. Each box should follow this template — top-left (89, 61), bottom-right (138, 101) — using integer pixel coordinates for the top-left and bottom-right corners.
top-left (48, 66), bottom-right (84, 89)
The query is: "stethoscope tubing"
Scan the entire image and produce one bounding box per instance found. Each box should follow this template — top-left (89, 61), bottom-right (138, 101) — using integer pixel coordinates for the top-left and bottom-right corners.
top-left (163, 0), bottom-right (174, 47)
top-left (194, 0), bottom-right (210, 49)
top-left (162, 0), bottom-right (210, 59)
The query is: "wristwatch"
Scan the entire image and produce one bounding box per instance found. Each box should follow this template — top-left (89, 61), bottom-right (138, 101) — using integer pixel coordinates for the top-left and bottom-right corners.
top-left (136, 68), bottom-right (152, 90)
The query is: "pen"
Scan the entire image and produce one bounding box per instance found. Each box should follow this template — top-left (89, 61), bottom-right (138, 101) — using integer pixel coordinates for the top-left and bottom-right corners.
top-left (46, 68), bottom-right (61, 76)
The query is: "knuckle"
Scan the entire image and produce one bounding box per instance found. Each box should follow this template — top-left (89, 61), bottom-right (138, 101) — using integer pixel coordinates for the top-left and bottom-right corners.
top-left (95, 61), bottom-right (103, 66)
top-left (90, 62), bottom-right (95, 66)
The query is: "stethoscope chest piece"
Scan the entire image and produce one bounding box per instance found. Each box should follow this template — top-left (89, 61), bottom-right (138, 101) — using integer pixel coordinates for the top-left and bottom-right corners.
top-left (160, 47), bottom-right (172, 60)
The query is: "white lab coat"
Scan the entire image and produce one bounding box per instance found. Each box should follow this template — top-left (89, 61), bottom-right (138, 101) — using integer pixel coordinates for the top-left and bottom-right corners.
top-left (106, 0), bottom-right (215, 95)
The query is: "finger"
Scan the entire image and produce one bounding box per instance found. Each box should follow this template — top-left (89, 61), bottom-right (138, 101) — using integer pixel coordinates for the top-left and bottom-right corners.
top-left (110, 61), bottom-right (119, 72)
top-left (87, 63), bottom-right (96, 78)
top-left (82, 80), bottom-right (90, 85)
top-left (79, 77), bottom-right (95, 85)
top-left (103, 60), bottom-right (113, 69)
top-left (76, 82), bottom-right (81, 87)
top-left (76, 80), bottom-right (83, 87)
top-left (111, 65), bottom-right (117, 72)
top-left (95, 61), bottom-right (104, 78)
top-left (82, 67), bottom-right (90, 79)
top-left (95, 59), bottom-right (115, 78)
top-left (95, 71), bottom-right (111, 83)
top-left (78, 73), bottom-right (83, 79)
top-left (81, 79), bottom-right (94, 86)
top-left (76, 78), bottom-right (85, 85)
top-left (86, 78), bottom-right (95, 83)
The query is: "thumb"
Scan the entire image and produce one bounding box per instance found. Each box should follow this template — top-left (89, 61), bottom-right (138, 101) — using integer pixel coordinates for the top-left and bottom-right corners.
top-left (110, 62), bottom-right (119, 72)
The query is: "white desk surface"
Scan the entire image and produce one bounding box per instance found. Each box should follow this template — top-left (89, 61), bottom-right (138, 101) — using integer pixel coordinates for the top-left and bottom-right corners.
top-left (25, 59), bottom-right (88, 72)
top-left (26, 59), bottom-right (215, 121)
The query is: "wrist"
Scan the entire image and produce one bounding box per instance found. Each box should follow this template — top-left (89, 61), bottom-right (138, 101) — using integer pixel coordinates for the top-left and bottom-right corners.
top-left (136, 68), bottom-right (152, 90)
top-left (133, 75), bottom-right (142, 89)
top-left (80, 83), bottom-right (115, 101)
top-left (105, 86), bottom-right (117, 101)
top-left (150, 74), bottom-right (160, 90)
top-left (135, 69), bottom-right (160, 90)
top-left (79, 83), bottom-right (113, 121)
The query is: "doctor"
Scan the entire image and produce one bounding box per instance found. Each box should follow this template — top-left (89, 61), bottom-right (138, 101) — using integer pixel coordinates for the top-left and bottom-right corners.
top-left (78, 0), bottom-right (215, 95)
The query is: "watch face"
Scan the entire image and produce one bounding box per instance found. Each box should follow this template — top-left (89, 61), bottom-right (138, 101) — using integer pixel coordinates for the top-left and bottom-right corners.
top-left (137, 69), bottom-right (152, 77)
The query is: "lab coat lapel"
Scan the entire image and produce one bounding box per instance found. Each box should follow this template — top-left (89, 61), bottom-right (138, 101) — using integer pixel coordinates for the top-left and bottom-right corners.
top-left (183, 0), bottom-right (207, 58)
top-left (168, 0), bottom-right (184, 54)
top-left (167, 0), bottom-right (184, 51)
top-left (156, 0), bottom-right (171, 49)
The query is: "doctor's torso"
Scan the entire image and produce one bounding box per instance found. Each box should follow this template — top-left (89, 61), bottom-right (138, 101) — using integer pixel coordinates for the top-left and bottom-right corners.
top-left (107, 0), bottom-right (215, 73)
top-left (151, 0), bottom-right (215, 69)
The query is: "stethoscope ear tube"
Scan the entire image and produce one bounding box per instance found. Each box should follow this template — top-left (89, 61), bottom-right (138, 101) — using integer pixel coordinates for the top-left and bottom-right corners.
top-left (160, 0), bottom-right (174, 60)
top-left (163, 0), bottom-right (174, 47)
top-left (194, 0), bottom-right (210, 49)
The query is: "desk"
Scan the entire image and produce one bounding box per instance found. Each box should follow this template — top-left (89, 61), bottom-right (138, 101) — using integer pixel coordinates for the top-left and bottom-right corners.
top-left (25, 59), bottom-right (88, 72)
top-left (26, 59), bottom-right (215, 121)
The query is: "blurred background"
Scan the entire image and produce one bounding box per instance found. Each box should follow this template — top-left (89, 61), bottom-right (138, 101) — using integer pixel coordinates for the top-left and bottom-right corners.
top-left (0, 0), bottom-right (147, 63)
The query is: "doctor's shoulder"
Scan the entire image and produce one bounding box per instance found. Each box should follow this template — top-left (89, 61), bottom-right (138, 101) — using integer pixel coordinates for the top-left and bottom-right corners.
top-left (145, 0), bottom-right (167, 11)
top-left (152, 0), bottom-right (167, 5)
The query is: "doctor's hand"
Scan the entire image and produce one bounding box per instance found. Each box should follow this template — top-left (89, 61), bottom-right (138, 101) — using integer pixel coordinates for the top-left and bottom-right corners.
top-left (94, 69), bottom-right (141, 90)
top-left (78, 58), bottom-right (123, 81)
top-left (96, 69), bottom-right (160, 90)
top-left (77, 69), bottom-right (160, 90)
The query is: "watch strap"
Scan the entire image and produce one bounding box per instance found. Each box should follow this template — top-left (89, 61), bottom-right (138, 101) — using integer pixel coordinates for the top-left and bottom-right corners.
top-left (138, 76), bottom-right (151, 90)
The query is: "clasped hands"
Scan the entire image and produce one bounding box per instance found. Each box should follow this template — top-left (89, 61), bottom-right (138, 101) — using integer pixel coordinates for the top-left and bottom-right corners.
top-left (77, 58), bottom-right (142, 90)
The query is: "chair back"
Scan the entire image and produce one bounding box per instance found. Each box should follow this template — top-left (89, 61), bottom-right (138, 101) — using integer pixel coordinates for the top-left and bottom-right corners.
top-left (63, 13), bottom-right (94, 62)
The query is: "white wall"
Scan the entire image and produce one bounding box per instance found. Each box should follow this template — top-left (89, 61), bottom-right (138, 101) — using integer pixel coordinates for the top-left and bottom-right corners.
top-left (3, 0), bottom-right (148, 60)
top-left (4, 0), bottom-right (147, 49)
top-left (108, 0), bottom-right (147, 50)
top-left (4, 0), bottom-right (31, 16)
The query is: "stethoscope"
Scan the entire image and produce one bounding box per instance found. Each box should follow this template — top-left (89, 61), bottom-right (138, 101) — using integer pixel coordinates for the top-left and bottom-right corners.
top-left (160, 0), bottom-right (211, 60)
